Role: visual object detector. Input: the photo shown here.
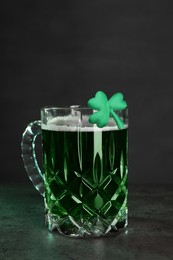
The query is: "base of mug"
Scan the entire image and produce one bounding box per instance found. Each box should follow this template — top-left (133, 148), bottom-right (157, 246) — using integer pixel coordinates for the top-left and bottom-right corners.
top-left (45, 211), bottom-right (128, 238)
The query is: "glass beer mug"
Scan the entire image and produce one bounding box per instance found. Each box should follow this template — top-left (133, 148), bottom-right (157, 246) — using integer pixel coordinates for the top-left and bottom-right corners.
top-left (21, 105), bottom-right (128, 237)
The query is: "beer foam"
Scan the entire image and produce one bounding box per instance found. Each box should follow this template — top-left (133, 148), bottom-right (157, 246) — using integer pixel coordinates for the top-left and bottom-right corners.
top-left (41, 116), bottom-right (127, 132)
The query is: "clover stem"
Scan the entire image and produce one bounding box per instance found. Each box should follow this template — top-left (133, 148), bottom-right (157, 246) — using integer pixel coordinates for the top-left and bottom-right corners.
top-left (110, 110), bottom-right (124, 130)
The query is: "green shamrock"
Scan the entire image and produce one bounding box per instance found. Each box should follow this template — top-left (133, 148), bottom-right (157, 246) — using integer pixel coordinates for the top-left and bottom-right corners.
top-left (87, 91), bottom-right (127, 129)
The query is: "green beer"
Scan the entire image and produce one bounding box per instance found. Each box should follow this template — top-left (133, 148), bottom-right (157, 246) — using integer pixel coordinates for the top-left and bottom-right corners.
top-left (42, 123), bottom-right (128, 237)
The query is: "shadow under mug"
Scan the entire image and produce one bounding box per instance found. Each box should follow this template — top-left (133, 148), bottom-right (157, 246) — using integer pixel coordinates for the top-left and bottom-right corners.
top-left (21, 106), bottom-right (128, 237)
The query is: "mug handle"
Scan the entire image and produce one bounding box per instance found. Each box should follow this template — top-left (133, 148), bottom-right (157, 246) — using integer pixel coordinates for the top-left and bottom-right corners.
top-left (21, 120), bottom-right (45, 196)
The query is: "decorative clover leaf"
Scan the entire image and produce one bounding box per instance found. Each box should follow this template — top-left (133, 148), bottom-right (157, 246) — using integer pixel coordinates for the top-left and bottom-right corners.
top-left (88, 91), bottom-right (127, 129)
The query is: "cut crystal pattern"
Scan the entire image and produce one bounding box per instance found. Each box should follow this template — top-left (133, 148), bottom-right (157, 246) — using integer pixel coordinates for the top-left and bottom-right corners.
top-left (43, 128), bottom-right (128, 237)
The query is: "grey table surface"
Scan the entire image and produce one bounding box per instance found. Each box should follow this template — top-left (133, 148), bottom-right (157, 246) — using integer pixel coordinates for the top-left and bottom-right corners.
top-left (0, 184), bottom-right (173, 260)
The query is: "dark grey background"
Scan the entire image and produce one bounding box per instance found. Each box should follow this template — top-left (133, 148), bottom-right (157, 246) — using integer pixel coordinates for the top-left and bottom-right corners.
top-left (1, 1), bottom-right (173, 184)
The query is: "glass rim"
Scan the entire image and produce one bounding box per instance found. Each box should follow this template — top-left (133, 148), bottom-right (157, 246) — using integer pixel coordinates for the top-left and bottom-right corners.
top-left (41, 105), bottom-right (128, 111)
